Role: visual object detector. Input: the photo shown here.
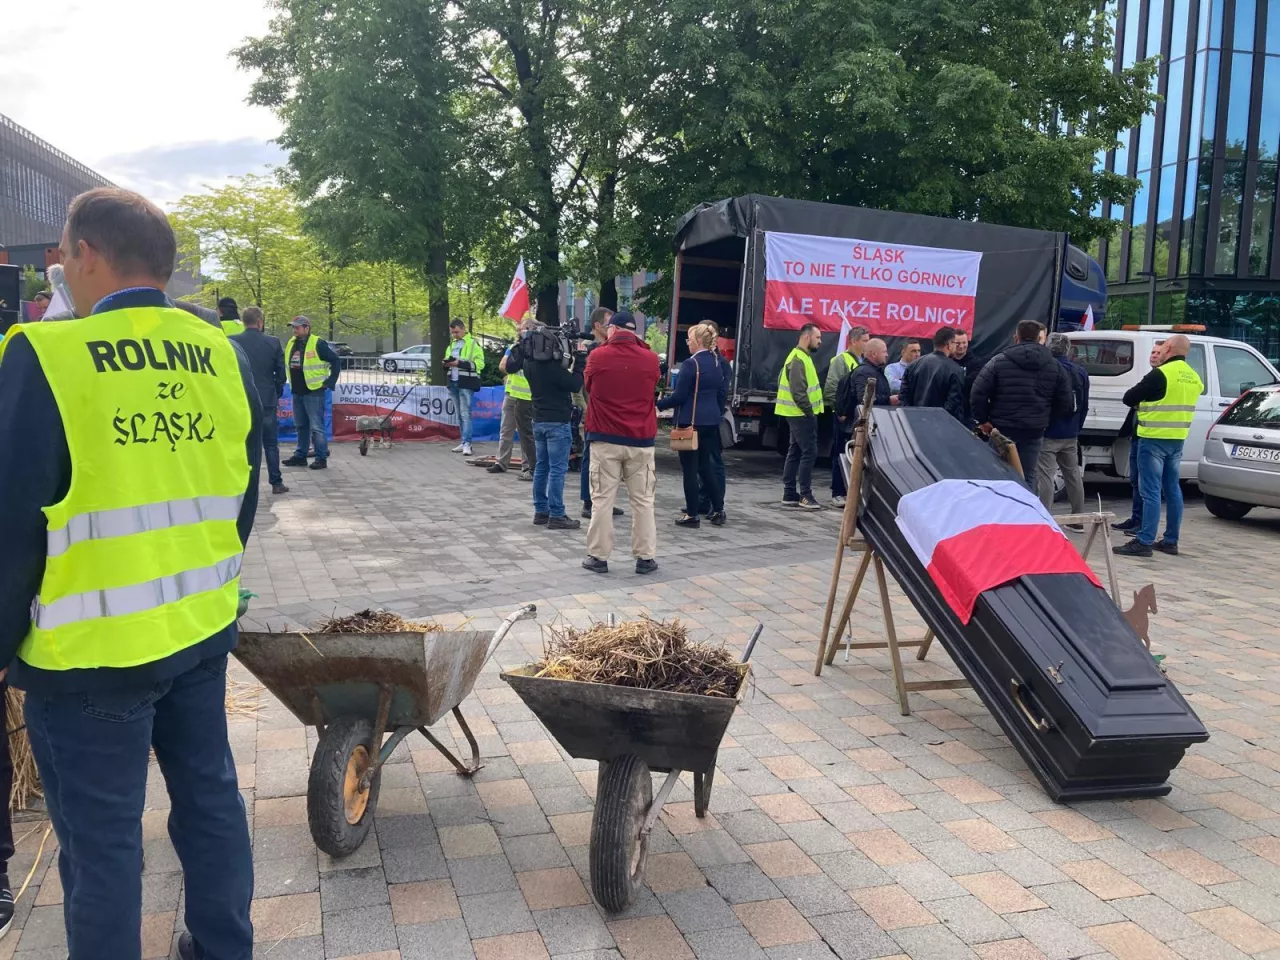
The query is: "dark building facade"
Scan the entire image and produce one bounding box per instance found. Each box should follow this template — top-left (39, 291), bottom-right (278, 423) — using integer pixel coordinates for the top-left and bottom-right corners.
top-left (1099, 0), bottom-right (1280, 360)
top-left (0, 112), bottom-right (112, 248)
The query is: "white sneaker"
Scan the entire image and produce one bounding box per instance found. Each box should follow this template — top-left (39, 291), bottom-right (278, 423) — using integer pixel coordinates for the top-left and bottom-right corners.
top-left (832, 496), bottom-right (847, 507)
top-left (451, 443), bottom-right (465, 453)
top-left (461, 443), bottom-right (473, 456)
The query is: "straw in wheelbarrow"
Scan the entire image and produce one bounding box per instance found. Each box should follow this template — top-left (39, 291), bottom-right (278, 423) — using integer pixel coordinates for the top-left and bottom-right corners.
top-left (534, 617), bottom-right (740, 697)
top-left (312, 609), bottom-right (446, 634)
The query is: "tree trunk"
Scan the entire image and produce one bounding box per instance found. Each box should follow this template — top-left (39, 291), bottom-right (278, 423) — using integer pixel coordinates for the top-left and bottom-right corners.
top-left (597, 169), bottom-right (620, 311)
top-left (426, 215), bottom-right (451, 386)
top-left (327, 291), bottom-right (335, 340)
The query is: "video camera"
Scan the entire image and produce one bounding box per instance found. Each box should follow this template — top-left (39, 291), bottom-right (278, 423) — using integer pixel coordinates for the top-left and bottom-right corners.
top-left (519, 317), bottom-right (591, 369)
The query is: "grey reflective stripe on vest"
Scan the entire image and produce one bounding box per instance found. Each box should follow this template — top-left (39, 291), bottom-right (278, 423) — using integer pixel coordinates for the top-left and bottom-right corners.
top-left (1138, 419), bottom-right (1193, 429)
top-left (33, 554), bottom-right (242, 630)
top-left (47, 495), bottom-right (243, 557)
top-left (1142, 404), bottom-right (1196, 412)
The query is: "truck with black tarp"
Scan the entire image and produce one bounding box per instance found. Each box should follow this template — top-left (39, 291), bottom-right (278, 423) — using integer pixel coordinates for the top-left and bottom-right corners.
top-left (666, 195), bottom-right (1102, 447)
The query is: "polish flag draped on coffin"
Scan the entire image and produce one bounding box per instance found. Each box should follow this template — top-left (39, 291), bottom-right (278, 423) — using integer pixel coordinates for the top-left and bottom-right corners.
top-left (895, 479), bottom-right (1102, 624)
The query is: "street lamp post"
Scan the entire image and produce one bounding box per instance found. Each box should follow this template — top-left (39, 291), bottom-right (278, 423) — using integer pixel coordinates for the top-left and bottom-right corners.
top-left (1137, 270), bottom-right (1158, 326)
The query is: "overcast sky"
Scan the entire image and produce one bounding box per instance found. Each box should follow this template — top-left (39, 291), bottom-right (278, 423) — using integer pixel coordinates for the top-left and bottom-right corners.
top-left (1, 0), bottom-right (286, 207)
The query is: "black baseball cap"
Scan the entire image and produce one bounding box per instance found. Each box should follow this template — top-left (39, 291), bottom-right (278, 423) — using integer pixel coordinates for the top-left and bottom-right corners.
top-left (217, 297), bottom-right (239, 319)
top-left (609, 311), bottom-right (637, 331)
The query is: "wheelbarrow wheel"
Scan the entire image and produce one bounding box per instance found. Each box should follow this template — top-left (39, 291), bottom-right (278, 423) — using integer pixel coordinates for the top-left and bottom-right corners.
top-left (359, 436), bottom-right (369, 456)
top-left (589, 753), bottom-right (651, 913)
top-left (308, 715), bottom-right (382, 858)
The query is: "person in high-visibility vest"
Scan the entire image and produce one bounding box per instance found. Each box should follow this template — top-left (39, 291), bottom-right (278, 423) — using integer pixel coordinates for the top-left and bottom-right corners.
top-left (217, 296), bottom-right (246, 336)
top-left (281, 315), bottom-right (341, 470)
top-left (491, 317), bottom-right (537, 478)
top-left (777, 322), bottom-right (825, 510)
top-left (825, 325), bottom-right (869, 507)
top-left (1114, 334), bottom-right (1204, 558)
top-left (444, 319), bottom-right (486, 456)
top-left (0, 186), bottom-right (260, 959)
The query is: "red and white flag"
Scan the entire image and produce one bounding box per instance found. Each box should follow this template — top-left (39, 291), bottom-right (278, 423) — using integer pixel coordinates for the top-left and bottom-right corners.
top-left (1081, 304), bottom-right (1095, 331)
top-left (836, 317), bottom-right (852, 355)
top-left (500, 258), bottom-right (530, 321)
top-left (896, 479), bottom-right (1101, 623)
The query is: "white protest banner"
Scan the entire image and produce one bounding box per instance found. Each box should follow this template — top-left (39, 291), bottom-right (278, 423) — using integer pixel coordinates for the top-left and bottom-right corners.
top-left (763, 232), bottom-right (983, 337)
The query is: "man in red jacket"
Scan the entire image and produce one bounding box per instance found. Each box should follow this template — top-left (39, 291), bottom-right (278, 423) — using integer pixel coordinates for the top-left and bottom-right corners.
top-left (581, 312), bottom-right (661, 574)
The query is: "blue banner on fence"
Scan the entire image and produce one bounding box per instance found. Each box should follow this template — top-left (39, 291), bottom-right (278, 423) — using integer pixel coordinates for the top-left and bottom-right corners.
top-left (277, 386), bottom-right (333, 444)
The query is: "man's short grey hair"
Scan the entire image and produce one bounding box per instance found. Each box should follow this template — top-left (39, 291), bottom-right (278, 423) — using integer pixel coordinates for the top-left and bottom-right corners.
top-left (1047, 332), bottom-right (1071, 357)
top-left (243, 305), bottom-right (265, 327)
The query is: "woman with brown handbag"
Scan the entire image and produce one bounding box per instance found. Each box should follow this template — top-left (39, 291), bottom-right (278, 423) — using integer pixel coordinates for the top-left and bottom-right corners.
top-left (658, 322), bottom-right (727, 527)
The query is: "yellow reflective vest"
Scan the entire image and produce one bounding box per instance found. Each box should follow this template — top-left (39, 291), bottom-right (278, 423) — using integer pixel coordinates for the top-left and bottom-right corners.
top-left (221, 319), bottom-right (246, 337)
top-left (1137, 358), bottom-right (1203, 440)
top-left (503, 347), bottom-right (531, 401)
top-left (0, 306), bottom-right (251, 671)
top-left (284, 335), bottom-right (330, 391)
top-left (776, 347), bottom-right (824, 417)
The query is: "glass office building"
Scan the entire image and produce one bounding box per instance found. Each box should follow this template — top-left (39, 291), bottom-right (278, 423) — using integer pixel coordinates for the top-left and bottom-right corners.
top-left (0, 113), bottom-right (112, 248)
top-left (1099, 0), bottom-right (1280, 359)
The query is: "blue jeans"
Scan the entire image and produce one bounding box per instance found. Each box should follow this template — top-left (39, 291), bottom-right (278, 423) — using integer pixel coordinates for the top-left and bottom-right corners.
top-left (25, 655), bottom-right (253, 960)
top-left (1138, 437), bottom-right (1185, 545)
top-left (1127, 436), bottom-right (1143, 524)
top-left (1012, 436), bottom-right (1043, 497)
top-left (448, 382), bottom-right (475, 443)
top-left (262, 410), bottom-right (282, 485)
top-left (533, 421), bottom-right (572, 517)
top-left (292, 391), bottom-right (328, 461)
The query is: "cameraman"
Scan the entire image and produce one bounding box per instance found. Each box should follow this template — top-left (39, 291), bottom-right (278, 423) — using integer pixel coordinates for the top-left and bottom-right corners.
top-left (506, 321), bottom-right (585, 529)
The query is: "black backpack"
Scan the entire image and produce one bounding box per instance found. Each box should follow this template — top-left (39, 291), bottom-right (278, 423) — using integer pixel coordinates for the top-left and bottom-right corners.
top-left (835, 368), bottom-right (861, 421)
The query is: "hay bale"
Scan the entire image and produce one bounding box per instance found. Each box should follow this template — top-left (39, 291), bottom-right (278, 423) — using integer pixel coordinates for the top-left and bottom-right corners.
top-left (533, 617), bottom-right (741, 698)
top-left (6, 687), bottom-right (41, 812)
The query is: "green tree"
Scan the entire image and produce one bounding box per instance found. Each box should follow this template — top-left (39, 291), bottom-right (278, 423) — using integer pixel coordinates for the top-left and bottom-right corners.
top-left (237, 0), bottom-right (459, 382)
top-left (169, 174), bottom-right (313, 330)
top-left (21, 264), bottom-right (49, 300)
top-left (623, 0), bottom-right (1156, 310)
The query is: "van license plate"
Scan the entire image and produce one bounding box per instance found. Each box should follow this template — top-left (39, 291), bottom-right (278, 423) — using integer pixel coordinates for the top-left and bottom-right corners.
top-left (1230, 444), bottom-right (1280, 463)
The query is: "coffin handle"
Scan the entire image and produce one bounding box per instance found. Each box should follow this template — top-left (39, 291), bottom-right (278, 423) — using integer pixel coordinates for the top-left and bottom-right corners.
top-left (1010, 679), bottom-right (1052, 733)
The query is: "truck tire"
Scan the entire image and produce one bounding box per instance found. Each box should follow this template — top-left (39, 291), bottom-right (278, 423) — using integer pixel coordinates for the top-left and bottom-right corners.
top-left (308, 716), bottom-right (383, 858)
top-left (1204, 494), bottom-right (1253, 521)
top-left (590, 754), bottom-right (652, 912)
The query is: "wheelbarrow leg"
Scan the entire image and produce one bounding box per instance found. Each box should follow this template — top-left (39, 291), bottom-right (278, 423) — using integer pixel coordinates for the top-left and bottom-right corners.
top-left (416, 707), bottom-right (485, 777)
top-left (693, 763), bottom-right (716, 820)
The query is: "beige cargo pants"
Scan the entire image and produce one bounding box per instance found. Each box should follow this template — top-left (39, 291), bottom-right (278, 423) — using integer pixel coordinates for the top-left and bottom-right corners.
top-left (586, 442), bottom-right (657, 561)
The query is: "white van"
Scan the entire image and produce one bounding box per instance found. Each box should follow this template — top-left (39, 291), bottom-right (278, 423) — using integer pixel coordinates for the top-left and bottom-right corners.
top-left (1065, 327), bottom-right (1279, 482)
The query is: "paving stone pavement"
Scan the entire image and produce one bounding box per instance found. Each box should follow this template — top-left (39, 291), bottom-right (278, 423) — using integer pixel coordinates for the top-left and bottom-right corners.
top-left (8, 440), bottom-right (1280, 960)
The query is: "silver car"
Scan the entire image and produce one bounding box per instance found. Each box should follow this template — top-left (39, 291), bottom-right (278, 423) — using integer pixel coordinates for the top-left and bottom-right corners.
top-left (1198, 384), bottom-right (1280, 519)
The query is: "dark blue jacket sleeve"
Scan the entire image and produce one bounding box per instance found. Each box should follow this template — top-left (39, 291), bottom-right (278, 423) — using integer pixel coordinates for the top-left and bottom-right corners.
top-left (272, 337), bottom-right (287, 399)
top-left (657, 358), bottom-right (696, 412)
top-left (0, 337), bottom-right (71, 666)
top-left (317, 339), bottom-right (342, 390)
top-left (717, 357), bottom-right (730, 413)
top-left (232, 342), bottom-right (263, 546)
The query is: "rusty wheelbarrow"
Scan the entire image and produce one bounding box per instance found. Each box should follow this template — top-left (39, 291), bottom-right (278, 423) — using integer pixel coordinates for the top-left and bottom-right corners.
top-left (501, 625), bottom-right (759, 911)
top-left (236, 603), bottom-right (537, 857)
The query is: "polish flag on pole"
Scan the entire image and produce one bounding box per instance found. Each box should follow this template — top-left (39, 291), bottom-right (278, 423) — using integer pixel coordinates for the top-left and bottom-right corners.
top-left (835, 317), bottom-right (852, 355)
top-left (896, 479), bottom-right (1102, 623)
top-left (499, 258), bottom-right (530, 321)
top-left (1081, 304), bottom-right (1095, 331)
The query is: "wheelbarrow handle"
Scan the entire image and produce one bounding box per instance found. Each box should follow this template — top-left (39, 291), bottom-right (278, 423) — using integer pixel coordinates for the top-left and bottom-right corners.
top-left (741, 624), bottom-right (763, 663)
top-left (484, 603), bottom-right (538, 666)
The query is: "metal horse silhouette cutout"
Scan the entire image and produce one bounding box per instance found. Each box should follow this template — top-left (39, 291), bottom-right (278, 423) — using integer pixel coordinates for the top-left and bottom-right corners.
top-left (1122, 584), bottom-right (1158, 652)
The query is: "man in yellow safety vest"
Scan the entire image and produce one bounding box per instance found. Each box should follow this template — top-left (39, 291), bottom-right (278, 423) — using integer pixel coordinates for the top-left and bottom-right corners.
top-left (491, 317), bottom-right (537, 478)
top-left (777, 322), bottom-right (825, 510)
top-left (217, 296), bottom-right (246, 336)
top-left (1114, 334), bottom-right (1204, 558)
top-left (825, 325), bottom-right (868, 506)
top-left (444, 319), bottom-right (486, 456)
top-left (281, 315), bottom-right (341, 470)
top-left (0, 187), bottom-right (260, 959)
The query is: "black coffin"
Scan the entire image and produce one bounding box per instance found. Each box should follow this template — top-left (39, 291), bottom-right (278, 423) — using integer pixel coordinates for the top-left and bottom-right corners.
top-left (857, 407), bottom-right (1208, 802)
